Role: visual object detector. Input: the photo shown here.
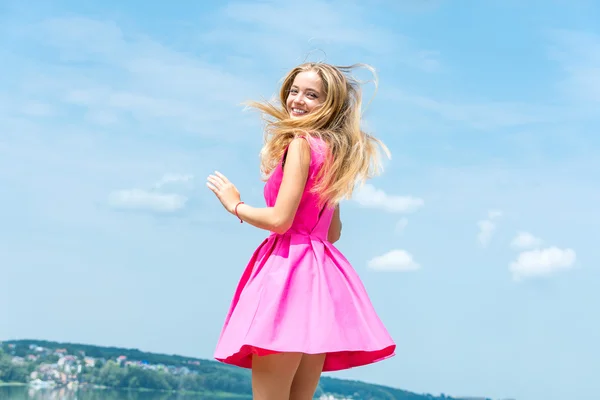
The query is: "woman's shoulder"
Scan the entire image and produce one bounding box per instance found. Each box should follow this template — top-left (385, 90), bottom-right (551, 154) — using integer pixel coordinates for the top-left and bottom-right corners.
top-left (283, 134), bottom-right (329, 170)
top-left (302, 135), bottom-right (328, 166)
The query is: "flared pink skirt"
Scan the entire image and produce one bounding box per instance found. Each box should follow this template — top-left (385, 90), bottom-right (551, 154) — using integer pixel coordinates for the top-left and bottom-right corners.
top-left (213, 233), bottom-right (396, 371)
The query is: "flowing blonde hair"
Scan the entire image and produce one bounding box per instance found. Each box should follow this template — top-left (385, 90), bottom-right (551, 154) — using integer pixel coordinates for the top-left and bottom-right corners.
top-left (246, 62), bottom-right (390, 206)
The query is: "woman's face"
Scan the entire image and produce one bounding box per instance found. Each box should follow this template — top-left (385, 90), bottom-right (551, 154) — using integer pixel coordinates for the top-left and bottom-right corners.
top-left (286, 70), bottom-right (325, 119)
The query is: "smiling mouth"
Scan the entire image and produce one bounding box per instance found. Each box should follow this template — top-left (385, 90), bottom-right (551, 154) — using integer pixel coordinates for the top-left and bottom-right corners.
top-left (291, 108), bottom-right (307, 115)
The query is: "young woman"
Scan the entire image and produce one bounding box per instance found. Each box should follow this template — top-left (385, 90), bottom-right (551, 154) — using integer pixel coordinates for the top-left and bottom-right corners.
top-left (207, 62), bottom-right (395, 400)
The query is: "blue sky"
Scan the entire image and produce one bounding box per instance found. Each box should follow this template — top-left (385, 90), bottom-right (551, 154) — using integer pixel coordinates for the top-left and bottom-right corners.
top-left (1, 1), bottom-right (599, 399)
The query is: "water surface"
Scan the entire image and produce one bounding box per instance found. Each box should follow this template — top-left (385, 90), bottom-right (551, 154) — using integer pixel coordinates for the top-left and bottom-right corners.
top-left (0, 386), bottom-right (248, 400)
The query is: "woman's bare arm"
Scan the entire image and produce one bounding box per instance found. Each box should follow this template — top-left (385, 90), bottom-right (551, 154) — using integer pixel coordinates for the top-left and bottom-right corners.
top-left (234, 138), bottom-right (311, 234)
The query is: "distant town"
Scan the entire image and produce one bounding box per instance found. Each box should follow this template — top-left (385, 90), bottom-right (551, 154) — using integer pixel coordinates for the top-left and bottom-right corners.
top-left (2, 339), bottom-right (496, 400)
top-left (0, 340), bottom-right (354, 400)
top-left (1, 341), bottom-right (200, 390)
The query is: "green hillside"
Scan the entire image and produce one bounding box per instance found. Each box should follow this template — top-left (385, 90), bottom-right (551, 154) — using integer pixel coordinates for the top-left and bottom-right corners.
top-left (0, 339), bottom-right (489, 400)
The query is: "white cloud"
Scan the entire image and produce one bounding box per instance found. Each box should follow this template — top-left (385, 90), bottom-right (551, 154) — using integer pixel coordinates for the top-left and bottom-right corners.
top-left (477, 220), bottom-right (495, 247)
top-left (108, 189), bottom-right (187, 213)
top-left (369, 0), bottom-right (443, 13)
top-left (380, 29), bottom-right (600, 136)
top-left (21, 101), bottom-right (55, 117)
top-left (477, 209), bottom-right (502, 247)
top-left (488, 210), bottom-right (502, 219)
top-left (548, 29), bottom-right (600, 104)
top-left (367, 249), bottom-right (420, 271)
top-left (509, 247), bottom-right (576, 281)
top-left (354, 183), bottom-right (424, 213)
top-left (511, 231), bottom-right (543, 249)
top-left (108, 173), bottom-right (194, 213)
top-left (4, 16), bottom-right (263, 139)
top-left (153, 174), bottom-right (194, 189)
top-left (395, 217), bottom-right (409, 233)
top-left (201, 0), bottom-right (441, 72)
top-left (389, 90), bottom-right (560, 130)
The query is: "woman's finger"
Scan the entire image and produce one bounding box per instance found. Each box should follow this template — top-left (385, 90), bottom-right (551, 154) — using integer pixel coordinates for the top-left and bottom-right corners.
top-left (215, 171), bottom-right (229, 183)
top-left (206, 182), bottom-right (219, 193)
top-left (207, 176), bottom-right (222, 189)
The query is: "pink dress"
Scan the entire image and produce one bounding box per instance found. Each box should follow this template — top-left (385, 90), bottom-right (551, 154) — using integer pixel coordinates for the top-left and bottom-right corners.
top-left (214, 137), bottom-right (396, 371)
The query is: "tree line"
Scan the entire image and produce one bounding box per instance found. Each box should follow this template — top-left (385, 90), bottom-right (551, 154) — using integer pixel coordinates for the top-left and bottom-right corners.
top-left (1, 340), bottom-right (480, 400)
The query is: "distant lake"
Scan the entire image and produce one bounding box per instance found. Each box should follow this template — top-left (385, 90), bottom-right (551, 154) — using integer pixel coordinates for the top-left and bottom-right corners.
top-left (0, 386), bottom-right (250, 400)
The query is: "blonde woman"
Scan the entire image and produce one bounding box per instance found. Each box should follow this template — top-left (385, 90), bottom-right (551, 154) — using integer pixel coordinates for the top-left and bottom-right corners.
top-left (207, 62), bottom-right (396, 400)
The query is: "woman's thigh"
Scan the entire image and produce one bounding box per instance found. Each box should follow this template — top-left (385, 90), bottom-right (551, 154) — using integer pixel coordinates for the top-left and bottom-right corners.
top-left (251, 352), bottom-right (303, 400)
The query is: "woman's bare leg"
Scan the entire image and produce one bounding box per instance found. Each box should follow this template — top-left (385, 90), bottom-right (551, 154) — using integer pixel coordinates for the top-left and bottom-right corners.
top-left (289, 353), bottom-right (326, 400)
top-left (251, 352), bottom-right (303, 400)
